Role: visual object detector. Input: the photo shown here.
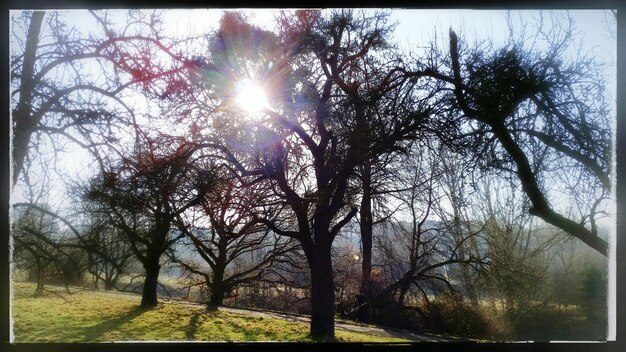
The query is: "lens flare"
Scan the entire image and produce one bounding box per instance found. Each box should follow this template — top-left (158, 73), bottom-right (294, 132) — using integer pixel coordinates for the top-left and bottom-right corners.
top-left (235, 80), bottom-right (269, 112)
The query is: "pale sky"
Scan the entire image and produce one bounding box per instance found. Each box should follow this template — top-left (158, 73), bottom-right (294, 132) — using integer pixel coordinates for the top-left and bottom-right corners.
top-left (10, 7), bottom-right (617, 233)
top-left (10, 7), bottom-right (617, 228)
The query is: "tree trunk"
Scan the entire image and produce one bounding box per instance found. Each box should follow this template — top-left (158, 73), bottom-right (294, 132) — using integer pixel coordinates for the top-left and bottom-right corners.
top-left (495, 123), bottom-right (607, 256)
top-left (93, 274), bottom-right (100, 290)
top-left (13, 11), bottom-right (45, 186)
top-left (104, 268), bottom-right (115, 291)
top-left (34, 266), bottom-right (44, 297)
top-left (451, 192), bottom-right (477, 304)
top-left (357, 161), bottom-right (373, 321)
top-left (398, 279), bottom-right (411, 307)
top-left (27, 267), bottom-right (37, 282)
top-left (141, 259), bottom-right (160, 307)
top-left (308, 240), bottom-right (335, 340)
top-left (208, 266), bottom-right (226, 310)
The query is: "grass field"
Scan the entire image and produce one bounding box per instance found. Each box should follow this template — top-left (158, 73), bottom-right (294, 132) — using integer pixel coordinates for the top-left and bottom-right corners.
top-left (11, 282), bottom-right (410, 343)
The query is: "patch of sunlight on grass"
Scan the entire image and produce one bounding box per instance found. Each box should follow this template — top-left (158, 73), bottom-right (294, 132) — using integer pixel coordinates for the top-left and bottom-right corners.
top-left (335, 330), bottom-right (409, 343)
top-left (11, 281), bottom-right (411, 343)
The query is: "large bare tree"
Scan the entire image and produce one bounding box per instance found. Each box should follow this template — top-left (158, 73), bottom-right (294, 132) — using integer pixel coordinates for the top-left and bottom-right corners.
top-left (410, 19), bottom-right (612, 255)
top-left (186, 10), bottom-right (434, 339)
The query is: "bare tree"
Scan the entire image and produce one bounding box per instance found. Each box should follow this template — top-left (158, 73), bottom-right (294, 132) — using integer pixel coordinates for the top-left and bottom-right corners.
top-left (348, 141), bottom-right (485, 318)
top-left (85, 131), bottom-right (215, 307)
top-left (434, 146), bottom-right (483, 304)
top-left (10, 10), bottom-right (198, 187)
top-left (11, 153), bottom-right (89, 296)
top-left (171, 172), bottom-right (297, 309)
top-left (411, 16), bottom-right (612, 255)
top-left (10, 10), bottom-right (198, 299)
top-left (81, 212), bottom-right (137, 291)
top-left (11, 11), bottom-right (120, 186)
top-left (173, 10), bottom-right (433, 339)
top-left (472, 174), bottom-right (559, 315)
top-left (13, 207), bottom-right (60, 297)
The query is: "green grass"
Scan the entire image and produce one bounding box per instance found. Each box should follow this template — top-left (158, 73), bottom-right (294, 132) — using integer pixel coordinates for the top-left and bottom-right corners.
top-left (11, 282), bottom-right (410, 343)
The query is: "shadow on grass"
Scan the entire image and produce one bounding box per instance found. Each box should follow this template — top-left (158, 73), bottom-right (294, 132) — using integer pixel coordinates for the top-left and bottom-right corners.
top-left (185, 309), bottom-right (220, 340)
top-left (76, 305), bottom-right (150, 342)
top-left (226, 319), bottom-right (266, 341)
top-left (185, 311), bottom-right (202, 340)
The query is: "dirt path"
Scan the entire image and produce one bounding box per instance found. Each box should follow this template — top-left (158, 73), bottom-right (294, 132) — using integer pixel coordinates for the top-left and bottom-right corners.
top-left (222, 306), bottom-right (451, 342)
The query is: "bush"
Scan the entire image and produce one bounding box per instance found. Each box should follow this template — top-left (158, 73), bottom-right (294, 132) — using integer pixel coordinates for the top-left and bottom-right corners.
top-left (354, 293), bottom-right (504, 340)
top-left (508, 263), bottom-right (608, 341)
top-left (507, 304), bottom-right (604, 341)
top-left (579, 265), bottom-right (607, 329)
top-left (419, 294), bottom-right (497, 339)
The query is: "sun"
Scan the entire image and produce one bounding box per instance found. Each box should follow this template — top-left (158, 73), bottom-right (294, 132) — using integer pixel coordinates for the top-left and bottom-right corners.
top-left (235, 79), bottom-right (270, 113)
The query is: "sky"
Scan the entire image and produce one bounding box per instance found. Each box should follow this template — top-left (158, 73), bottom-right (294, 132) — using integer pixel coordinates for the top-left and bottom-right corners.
top-left (12, 8), bottom-right (615, 179)
top-left (32, 9), bottom-right (615, 63)
top-left (10, 8), bottom-right (616, 237)
top-left (160, 9), bottom-right (616, 117)
top-left (15, 9), bottom-right (612, 103)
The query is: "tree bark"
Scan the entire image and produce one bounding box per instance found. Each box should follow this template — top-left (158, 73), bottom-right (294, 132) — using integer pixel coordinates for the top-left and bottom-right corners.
top-left (141, 259), bottom-right (160, 307)
top-left (450, 192), bottom-right (478, 304)
top-left (308, 238), bottom-right (335, 340)
top-left (93, 272), bottom-right (100, 290)
top-left (208, 266), bottom-right (226, 309)
top-left (34, 265), bottom-right (44, 297)
top-left (357, 161), bottom-right (373, 321)
top-left (13, 11), bottom-right (45, 186)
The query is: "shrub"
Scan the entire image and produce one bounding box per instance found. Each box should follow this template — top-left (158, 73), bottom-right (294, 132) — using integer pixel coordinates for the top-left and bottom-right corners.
top-left (508, 305), bottom-right (594, 341)
top-left (579, 264), bottom-right (607, 329)
top-left (419, 294), bottom-right (496, 339)
top-left (508, 263), bottom-right (608, 341)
